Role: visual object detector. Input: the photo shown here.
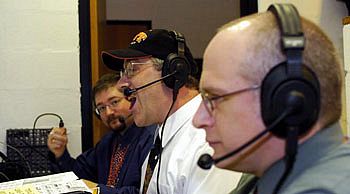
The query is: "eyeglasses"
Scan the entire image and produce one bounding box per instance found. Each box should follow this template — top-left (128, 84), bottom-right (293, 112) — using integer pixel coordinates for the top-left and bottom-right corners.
top-left (95, 98), bottom-right (122, 115)
top-left (121, 61), bottom-right (153, 78)
top-left (200, 85), bottom-right (260, 116)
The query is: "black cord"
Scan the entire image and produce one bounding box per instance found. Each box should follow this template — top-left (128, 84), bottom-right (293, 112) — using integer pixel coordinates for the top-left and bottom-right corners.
top-left (156, 88), bottom-right (179, 194)
top-left (19, 113), bottom-right (64, 176)
top-left (13, 138), bottom-right (48, 162)
top-left (213, 107), bottom-right (294, 165)
top-left (0, 113), bottom-right (63, 180)
top-left (12, 139), bottom-right (49, 171)
top-left (33, 113), bottom-right (64, 130)
top-left (0, 151), bottom-right (7, 162)
top-left (272, 127), bottom-right (298, 194)
top-left (0, 151), bottom-right (10, 182)
top-left (0, 171), bottom-right (10, 182)
top-left (31, 113), bottom-right (64, 172)
top-left (0, 142), bottom-right (32, 178)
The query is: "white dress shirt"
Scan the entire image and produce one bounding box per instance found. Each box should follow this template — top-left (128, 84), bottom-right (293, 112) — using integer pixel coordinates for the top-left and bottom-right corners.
top-left (140, 95), bottom-right (241, 194)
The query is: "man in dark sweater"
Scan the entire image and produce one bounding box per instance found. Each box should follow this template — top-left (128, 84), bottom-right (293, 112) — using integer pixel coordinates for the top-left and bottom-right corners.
top-left (48, 73), bottom-right (156, 194)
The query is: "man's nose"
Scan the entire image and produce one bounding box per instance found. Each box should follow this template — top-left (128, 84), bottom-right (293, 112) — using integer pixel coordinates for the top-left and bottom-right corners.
top-left (192, 102), bottom-right (214, 129)
top-left (105, 105), bottom-right (115, 115)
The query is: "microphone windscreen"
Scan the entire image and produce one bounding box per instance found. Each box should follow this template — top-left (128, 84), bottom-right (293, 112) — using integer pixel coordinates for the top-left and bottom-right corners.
top-left (197, 153), bottom-right (214, 170)
top-left (129, 97), bottom-right (136, 110)
top-left (118, 116), bottom-right (126, 124)
top-left (123, 87), bottom-right (134, 97)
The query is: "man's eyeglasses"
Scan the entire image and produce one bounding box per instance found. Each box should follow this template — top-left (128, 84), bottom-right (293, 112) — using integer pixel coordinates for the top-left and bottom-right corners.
top-left (95, 98), bottom-right (122, 115)
top-left (121, 61), bottom-right (153, 78)
top-left (200, 85), bottom-right (260, 116)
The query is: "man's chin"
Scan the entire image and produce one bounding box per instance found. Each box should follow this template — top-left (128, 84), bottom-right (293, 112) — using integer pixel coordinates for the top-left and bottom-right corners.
top-left (110, 123), bottom-right (126, 132)
top-left (134, 118), bottom-right (147, 127)
top-left (134, 114), bottom-right (151, 127)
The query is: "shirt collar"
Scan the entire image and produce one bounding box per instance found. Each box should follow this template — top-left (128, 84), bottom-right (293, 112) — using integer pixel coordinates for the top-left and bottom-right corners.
top-left (158, 94), bottom-right (201, 148)
top-left (258, 122), bottom-right (344, 194)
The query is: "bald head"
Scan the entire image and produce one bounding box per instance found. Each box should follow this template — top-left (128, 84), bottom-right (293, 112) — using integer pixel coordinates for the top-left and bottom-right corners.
top-left (203, 11), bottom-right (343, 129)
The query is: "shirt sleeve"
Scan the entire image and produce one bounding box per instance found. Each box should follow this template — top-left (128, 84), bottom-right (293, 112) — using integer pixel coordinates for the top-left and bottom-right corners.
top-left (49, 145), bottom-right (99, 182)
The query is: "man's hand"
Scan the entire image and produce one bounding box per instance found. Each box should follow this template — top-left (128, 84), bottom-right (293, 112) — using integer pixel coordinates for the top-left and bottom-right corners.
top-left (47, 127), bottom-right (68, 159)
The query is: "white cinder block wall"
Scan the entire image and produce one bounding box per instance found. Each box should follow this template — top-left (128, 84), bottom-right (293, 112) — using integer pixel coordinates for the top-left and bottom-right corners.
top-left (344, 23), bottom-right (350, 135)
top-left (0, 0), bottom-right (81, 157)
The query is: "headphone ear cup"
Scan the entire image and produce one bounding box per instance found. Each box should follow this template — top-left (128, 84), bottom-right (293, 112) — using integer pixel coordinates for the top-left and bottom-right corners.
top-left (261, 63), bottom-right (320, 138)
top-left (94, 109), bottom-right (101, 120)
top-left (162, 53), bottom-right (190, 89)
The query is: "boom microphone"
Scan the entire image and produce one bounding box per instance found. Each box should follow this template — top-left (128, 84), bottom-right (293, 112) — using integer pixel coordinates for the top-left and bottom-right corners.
top-left (198, 108), bottom-right (293, 170)
top-left (198, 129), bottom-right (269, 170)
top-left (118, 114), bottom-right (133, 124)
top-left (123, 71), bottom-right (177, 97)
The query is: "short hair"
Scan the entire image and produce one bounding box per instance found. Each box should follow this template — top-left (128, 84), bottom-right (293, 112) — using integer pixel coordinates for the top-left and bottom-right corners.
top-left (151, 57), bottom-right (199, 90)
top-left (220, 12), bottom-right (343, 128)
top-left (92, 73), bottom-right (121, 108)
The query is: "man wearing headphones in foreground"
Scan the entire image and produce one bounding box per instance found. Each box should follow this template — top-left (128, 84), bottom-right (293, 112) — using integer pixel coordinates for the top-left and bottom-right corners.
top-left (102, 29), bottom-right (241, 194)
top-left (193, 3), bottom-right (350, 194)
top-left (48, 73), bottom-right (156, 193)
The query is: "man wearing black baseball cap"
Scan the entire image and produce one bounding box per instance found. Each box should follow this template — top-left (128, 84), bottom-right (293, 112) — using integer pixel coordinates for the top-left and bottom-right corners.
top-left (102, 29), bottom-right (197, 72)
top-left (102, 29), bottom-right (241, 194)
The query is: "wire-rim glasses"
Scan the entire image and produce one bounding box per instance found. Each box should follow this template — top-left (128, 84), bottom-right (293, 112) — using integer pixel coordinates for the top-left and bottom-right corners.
top-left (200, 85), bottom-right (260, 115)
top-left (121, 61), bottom-right (153, 78)
top-left (95, 98), bottom-right (122, 115)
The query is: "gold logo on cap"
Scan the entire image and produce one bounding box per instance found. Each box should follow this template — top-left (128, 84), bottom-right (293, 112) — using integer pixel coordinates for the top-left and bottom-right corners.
top-left (131, 32), bottom-right (147, 44)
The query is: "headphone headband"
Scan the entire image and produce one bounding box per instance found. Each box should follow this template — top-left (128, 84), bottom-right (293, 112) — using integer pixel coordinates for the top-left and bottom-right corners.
top-left (161, 30), bottom-right (191, 90)
top-left (261, 4), bottom-right (320, 138)
top-left (171, 31), bottom-right (186, 58)
top-left (269, 4), bottom-right (305, 78)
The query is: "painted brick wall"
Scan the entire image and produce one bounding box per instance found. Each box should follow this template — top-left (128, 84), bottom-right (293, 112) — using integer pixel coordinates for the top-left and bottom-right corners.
top-left (0, 0), bottom-right (81, 157)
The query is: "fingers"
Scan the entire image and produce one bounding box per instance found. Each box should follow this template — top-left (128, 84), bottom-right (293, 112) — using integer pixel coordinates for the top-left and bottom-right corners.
top-left (51, 127), bottom-right (67, 135)
top-left (50, 135), bottom-right (67, 146)
top-left (48, 127), bottom-right (68, 149)
top-left (50, 138), bottom-right (66, 148)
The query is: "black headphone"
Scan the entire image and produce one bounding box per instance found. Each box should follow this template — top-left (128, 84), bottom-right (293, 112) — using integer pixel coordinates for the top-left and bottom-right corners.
top-left (161, 31), bottom-right (192, 90)
top-left (261, 4), bottom-right (320, 138)
top-left (94, 105), bottom-right (101, 120)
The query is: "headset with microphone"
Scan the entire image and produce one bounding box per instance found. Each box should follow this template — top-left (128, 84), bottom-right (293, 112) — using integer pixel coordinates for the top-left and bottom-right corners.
top-left (123, 30), bottom-right (194, 98)
top-left (197, 3), bottom-right (320, 180)
top-left (123, 71), bottom-right (177, 97)
top-left (124, 30), bottom-right (195, 194)
top-left (94, 103), bottom-right (133, 128)
top-left (198, 105), bottom-right (294, 169)
top-left (117, 113), bottom-right (133, 124)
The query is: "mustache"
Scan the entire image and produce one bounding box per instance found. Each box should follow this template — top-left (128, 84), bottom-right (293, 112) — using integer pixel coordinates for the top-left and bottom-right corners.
top-left (107, 115), bottom-right (125, 124)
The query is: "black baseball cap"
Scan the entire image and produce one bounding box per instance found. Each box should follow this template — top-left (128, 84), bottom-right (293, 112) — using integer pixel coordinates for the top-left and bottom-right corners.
top-left (101, 29), bottom-right (197, 72)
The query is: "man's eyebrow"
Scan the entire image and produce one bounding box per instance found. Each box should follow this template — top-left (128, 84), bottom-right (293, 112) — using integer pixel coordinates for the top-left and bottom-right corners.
top-left (201, 86), bottom-right (226, 96)
top-left (96, 96), bottom-right (123, 106)
top-left (107, 96), bottom-right (123, 101)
